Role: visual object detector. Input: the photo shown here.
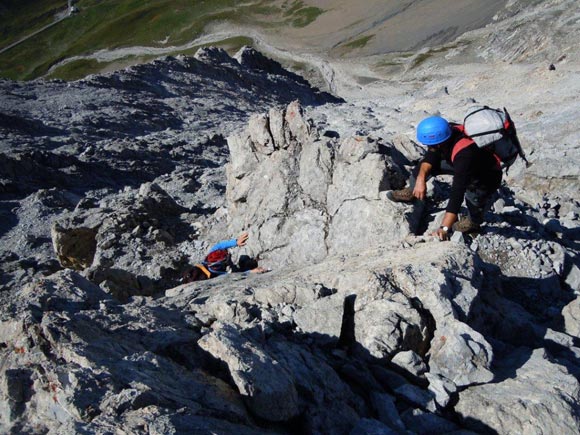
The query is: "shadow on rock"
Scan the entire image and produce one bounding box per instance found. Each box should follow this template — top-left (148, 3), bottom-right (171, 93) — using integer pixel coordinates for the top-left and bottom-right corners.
top-left (0, 149), bottom-right (174, 201)
top-left (3, 262), bottom-right (579, 434)
top-left (0, 202), bottom-right (18, 239)
top-left (188, 294), bottom-right (498, 435)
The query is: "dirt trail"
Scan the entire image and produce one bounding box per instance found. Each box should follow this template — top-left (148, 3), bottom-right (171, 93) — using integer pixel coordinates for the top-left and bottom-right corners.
top-left (0, 8), bottom-right (71, 55)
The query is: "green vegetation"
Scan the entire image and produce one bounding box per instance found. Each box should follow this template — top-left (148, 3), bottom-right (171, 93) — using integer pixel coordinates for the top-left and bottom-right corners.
top-left (46, 58), bottom-right (105, 81)
top-left (330, 33), bottom-right (374, 57)
top-left (0, 0), bottom-right (326, 81)
top-left (0, 0), bottom-right (67, 48)
top-left (46, 36), bottom-right (254, 81)
top-left (282, 1), bottom-right (324, 28)
top-left (372, 42), bottom-right (467, 75)
top-left (411, 52), bottom-right (433, 68)
top-left (407, 43), bottom-right (463, 70)
top-left (344, 34), bottom-right (374, 49)
top-left (291, 7), bottom-right (324, 27)
top-left (375, 52), bottom-right (413, 67)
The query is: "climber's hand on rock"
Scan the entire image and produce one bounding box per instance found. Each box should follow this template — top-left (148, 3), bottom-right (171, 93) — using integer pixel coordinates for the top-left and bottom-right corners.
top-left (237, 232), bottom-right (249, 247)
top-left (413, 179), bottom-right (427, 200)
top-left (431, 228), bottom-right (450, 241)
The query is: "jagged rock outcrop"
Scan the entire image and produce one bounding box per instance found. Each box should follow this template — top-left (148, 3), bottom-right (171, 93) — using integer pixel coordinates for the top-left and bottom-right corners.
top-left (456, 348), bottom-right (580, 433)
top-left (50, 182), bottom-right (201, 301)
top-left (3, 225), bottom-right (578, 433)
top-left (198, 323), bottom-right (301, 422)
top-left (0, 270), bottom-right (259, 433)
top-left (0, 240), bottom-right (482, 433)
top-left (1, 1), bottom-right (579, 432)
top-left (0, 47), bottom-right (341, 295)
top-left (1, 95), bottom-right (574, 433)
top-left (225, 101), bottom-right (414, 268)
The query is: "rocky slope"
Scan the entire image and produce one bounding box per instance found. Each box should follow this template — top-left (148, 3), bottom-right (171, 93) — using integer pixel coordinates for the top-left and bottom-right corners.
top-left (0, 46), bottom-right (341, 299)
top-left (1, 0), bottom-right (579, 434)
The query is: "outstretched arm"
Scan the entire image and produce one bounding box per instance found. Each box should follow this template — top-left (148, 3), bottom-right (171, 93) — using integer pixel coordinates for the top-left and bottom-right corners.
top-left (432, 150), bottom-right (471, 241)
top-left (208, 232), bottom-right (250, 253)
top-left (208, 238), bottom-right (237, 253)
top-left (433, 212), bottom-right (458, 241)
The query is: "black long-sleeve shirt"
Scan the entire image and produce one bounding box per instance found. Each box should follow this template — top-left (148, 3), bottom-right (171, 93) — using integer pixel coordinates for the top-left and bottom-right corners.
top-left (422, 127), bottom-right (502, 214)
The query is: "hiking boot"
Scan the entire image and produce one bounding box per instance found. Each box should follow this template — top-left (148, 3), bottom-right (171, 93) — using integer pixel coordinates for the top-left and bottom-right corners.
top-left (386, 188), bottom-right (414, 203)
top-left (452, 217), bottom-right (481, 234)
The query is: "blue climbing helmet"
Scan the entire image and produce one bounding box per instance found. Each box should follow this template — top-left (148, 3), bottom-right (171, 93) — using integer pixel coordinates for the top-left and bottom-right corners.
top-left (416, 116), bottom-right (452, 146)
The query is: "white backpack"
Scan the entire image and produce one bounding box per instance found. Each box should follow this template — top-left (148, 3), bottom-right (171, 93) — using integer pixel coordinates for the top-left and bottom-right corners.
top-left (463, 106), bottom-right (528, 170)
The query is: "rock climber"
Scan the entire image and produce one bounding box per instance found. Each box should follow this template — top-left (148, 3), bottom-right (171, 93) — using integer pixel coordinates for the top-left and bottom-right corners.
top-left (182, 232), bottom-right (268, 282)
top-left (387, 115), bottom-right (502, 241)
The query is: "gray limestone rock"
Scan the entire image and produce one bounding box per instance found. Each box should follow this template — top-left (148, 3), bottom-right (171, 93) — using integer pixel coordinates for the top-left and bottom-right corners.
top-left (394, 384), bottom-right (437, 412)
top-left (370, 392), bottom-right (406, 431)
top-left (225, 102), bottom-right (418, 269)
top-left (562, 298), bottom-right (580, 338)
top-left (354, 296), bottom-right (429, 360)
top-left (565, 262), bottom-right (580, 294)
top-left (428, 323), bottom-right (494, 387)
top-left (425, 373), bottom-right (458, 409)
top-left (401, 408), bottom-right (460, 434)
top-left (198, 323), bottom-right (300, 422)
top-left (456, 348), bottom-right (580, 434)
top-left (0, 270), bottom-right (254, 434)
top-left (1, 3), bottom-right (580, 431)
top-left (50, 182), bottom-right (196, 299)
top-left (391, 350), bottom-right (428, 377)
top-left (388, 250), bottom-right (495, 387)
top-left (349, 418), bottom-right (398, 435)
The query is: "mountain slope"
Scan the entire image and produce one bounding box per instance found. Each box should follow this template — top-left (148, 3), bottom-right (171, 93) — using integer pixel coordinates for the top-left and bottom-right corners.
top-left (0, 0), bottom-right (579, 434)
top-left (0, 0), bottom-right (508, 81)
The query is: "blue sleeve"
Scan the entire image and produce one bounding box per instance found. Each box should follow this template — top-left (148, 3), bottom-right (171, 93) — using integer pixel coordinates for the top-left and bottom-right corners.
top-left (208, 238), bottom-right (237, 253)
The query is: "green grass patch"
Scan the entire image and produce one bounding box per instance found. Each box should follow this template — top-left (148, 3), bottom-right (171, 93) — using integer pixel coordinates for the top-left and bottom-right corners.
top-left (411, 52), bottom-right (432, 68)
top-left (45, 58), bottom-right (109, 81)
top-left (45, 36), bottom-right (255, 81)
top-left (283, 0), bottom-right (305, 16)
top-left (375, 52), bottom-right (413, 67)
top-left (0, 0), bottom-right (289, 80)
top-left (344, 34), bottom-right (374, 49)
top-left (0, 0), bottom-right (67, 48)
top-left (281, 1), bottom-right (323, 27)
top-left (291, 7), bottom-right (324, 27)
top-left (407, 43), bottom-right (462, 70)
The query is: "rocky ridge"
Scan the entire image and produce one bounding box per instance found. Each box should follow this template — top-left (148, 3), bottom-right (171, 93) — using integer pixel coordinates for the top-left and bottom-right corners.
top-left (0, 46), bottom-right (340, 297)
top-left (1, 2), bottom-right (580, 434)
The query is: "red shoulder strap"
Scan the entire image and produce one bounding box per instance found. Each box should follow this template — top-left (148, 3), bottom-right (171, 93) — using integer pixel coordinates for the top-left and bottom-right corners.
top-left (451, 133), bottom-right (501, 168)
top-left (451, 137), bottom-right (475, 162)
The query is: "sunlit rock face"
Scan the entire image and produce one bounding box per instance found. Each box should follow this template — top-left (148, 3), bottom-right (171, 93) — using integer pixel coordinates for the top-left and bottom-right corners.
top-left (1, 0), bottom-right (580, 432)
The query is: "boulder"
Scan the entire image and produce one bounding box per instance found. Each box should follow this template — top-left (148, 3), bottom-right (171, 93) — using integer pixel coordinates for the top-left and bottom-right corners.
top-left (225, 102), bottom-right (419, 269)
top-left (198, 323), bottom-right (300, 422)
top-left (51, 182), bottom-right (194, 299)
top-left (51, 224), bottom-right (97, 270)
top-left (562, 298), bottom-right (580, 338)
top-left (456, 348), bottom-right (580, 434)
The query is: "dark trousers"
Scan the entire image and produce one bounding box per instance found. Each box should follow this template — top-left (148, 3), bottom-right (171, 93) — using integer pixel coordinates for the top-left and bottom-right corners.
top-left (410, 162), bottom-right (500, 225)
